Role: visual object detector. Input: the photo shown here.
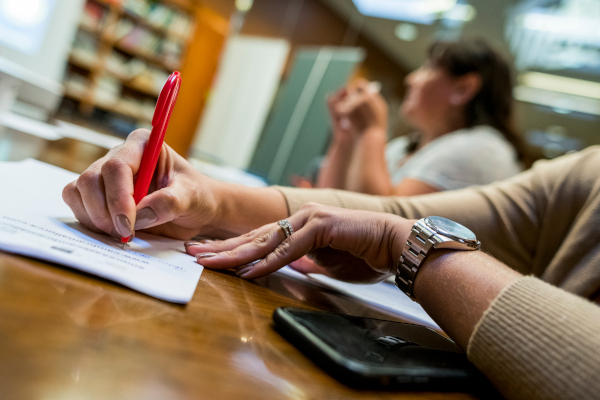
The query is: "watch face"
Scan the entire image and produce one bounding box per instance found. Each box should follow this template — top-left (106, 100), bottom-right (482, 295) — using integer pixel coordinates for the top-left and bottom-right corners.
top-left (425, 216), bottom-right (476, 241)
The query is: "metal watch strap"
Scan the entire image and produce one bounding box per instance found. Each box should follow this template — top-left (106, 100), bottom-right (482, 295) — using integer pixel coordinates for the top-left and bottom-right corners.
top-left (395, 220), bottom-right (438, 301)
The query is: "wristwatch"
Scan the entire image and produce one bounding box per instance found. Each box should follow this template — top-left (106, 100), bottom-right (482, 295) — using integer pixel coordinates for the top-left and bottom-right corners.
top-left (395, 216), bottom-right (481, 301)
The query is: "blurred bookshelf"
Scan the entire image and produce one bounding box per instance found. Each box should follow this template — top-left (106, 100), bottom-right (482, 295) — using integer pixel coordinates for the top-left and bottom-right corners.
top-left (58, 0), bottom-right (197, 137)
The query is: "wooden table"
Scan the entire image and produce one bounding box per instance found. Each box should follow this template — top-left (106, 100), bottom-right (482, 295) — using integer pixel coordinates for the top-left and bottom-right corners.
top-left (0, 251), bottom-right (479, 400)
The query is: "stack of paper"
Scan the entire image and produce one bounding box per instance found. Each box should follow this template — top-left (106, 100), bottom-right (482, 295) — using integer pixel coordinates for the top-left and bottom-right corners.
top-left (0, 159), bottom-right (202, 303)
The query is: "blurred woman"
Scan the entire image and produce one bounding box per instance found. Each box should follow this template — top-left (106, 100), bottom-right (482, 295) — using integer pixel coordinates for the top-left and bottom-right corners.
top-left (317, 38), bottom-right (523, 196)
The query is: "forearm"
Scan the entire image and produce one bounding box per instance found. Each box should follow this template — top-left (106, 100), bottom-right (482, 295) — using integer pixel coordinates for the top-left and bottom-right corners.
top-left (316, 136), bottom-right (355, 189)
top-left (392, 234), bottom-right (600, 400)
top-left (276, 172), bottom-right (541, 273)
top-left (206, 182), bottom-right (288, 238)
top-left (346, 128), bottom-right (393, 195)
top-left (410, 250), bottom-right (522, 350)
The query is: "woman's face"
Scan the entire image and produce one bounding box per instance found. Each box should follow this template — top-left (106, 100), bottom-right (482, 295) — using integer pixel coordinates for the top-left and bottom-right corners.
top-left (400, 61), bottom-right (458, 131)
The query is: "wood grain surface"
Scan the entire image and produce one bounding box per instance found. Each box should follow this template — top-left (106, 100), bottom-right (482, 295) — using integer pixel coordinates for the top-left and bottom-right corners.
top-left (0, 251), bottom-right (480, 400)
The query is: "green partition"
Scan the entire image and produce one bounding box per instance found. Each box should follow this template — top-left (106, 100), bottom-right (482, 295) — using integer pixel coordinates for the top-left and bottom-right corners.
top-left (248, 47), bottom-right (365, 186)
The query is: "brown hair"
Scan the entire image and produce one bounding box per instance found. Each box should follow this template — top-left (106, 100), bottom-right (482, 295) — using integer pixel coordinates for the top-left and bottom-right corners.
top-left (426, 38), bottom-right (524, 160)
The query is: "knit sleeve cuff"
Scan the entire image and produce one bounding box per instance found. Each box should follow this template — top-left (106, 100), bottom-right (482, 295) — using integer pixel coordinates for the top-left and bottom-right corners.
top-left (467, 276), bottom-right (600, 400)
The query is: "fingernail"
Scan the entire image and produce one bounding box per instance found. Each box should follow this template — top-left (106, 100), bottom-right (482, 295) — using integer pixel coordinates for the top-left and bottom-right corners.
top-left (184, 239), bottom-right (213, 248)
top-left (115, 214), bottom-right (133, 238)
top-left (235, 260), bottom-right (260, 277)
top-left (235, 265), bottom-right (254, 277)
top-left (134, 207), bottom-right (158, 230)
top-left (196, 252), bottom-right (217, 259)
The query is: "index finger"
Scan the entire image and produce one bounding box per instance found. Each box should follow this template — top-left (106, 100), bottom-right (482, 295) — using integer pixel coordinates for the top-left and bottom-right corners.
top-left (195, 224), bottom-right (288, 271)
top-left (198, 215), bottom-right (317, 280)
top-left (184, 223), bottom-right (276, 256)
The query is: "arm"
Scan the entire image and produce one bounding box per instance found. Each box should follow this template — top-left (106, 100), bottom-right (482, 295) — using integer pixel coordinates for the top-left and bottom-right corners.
top-left (316, 88), bottom-right (356, 189)
top-left (413, 250), bottom-right (521, 349)
top-left (315, 134), bottom-right (355, 189)
top-left (351, 128), bottom-right (522, 197)
top-left (391, 178), bottom-right (440, 196)
top-left (276, 157), bottom-right (554, 274)
top-left (189, 203), bottom-right (600, 400)
top-left (188, 204), bottom-right (520, 352)
top-left (209, 182), bottom-right (288, 238)
top-left (345, 127), bottom-right (394, 195)
top-left (332, 81), bottom-right (391, 195)
top-left (278, 150), bottom-right (595, 277)
top-left (346, 130), bottom-right (443, 196)
top-left (344, 132), bottom-right (442, 196)
top-left (411, 245), bottom-right (600, 400)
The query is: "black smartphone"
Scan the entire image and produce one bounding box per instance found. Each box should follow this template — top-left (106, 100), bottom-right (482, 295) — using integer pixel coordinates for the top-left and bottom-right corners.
top-left (273, 307), bottom-right (492, 392)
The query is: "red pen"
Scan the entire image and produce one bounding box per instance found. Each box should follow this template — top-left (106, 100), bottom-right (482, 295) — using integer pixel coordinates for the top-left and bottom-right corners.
top-left (120, 71), bottom-right (182, 248)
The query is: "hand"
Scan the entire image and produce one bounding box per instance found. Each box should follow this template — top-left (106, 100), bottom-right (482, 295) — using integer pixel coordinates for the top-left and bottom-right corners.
top-left (185, 203), bottom-right (415, 283)
top-left (335, 79), bottom-right (388, 135)
top-left (62, 129), bottom-right (218, 240)
top-left (326, 87), bottom-right (356, 141)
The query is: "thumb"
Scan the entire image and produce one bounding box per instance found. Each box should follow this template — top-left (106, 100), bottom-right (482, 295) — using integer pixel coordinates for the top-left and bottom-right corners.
top-left (133, 186), bottom-right (187, 230)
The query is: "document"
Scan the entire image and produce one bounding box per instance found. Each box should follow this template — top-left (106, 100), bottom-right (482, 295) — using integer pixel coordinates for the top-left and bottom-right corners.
top-left (309, 273), bottom-right (439, 330)
top-left (0, 159), bottom-right (434, 321)
top-left (276, 267), bottom-right (439, 330)
top-left (0, 159), bottom-right (202, 303)
top-left (0, 158), bottom-right (77, 217)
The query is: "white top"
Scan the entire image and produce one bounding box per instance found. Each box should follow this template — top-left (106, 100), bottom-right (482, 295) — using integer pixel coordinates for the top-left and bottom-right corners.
top-left (385, 125), bottom-right (521, 191)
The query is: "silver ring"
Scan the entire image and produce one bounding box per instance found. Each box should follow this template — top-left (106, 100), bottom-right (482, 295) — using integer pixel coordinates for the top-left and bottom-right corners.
top-left (278, 219), bottom-right (294, 238)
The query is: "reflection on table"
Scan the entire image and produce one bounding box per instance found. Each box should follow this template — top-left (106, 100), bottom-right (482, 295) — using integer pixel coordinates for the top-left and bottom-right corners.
top-left (0, 251), bottom-right (478, 400)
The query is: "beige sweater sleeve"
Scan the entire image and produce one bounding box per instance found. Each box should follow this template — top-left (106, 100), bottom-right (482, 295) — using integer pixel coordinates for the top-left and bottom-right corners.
top-left (276, 156), bottom-right (563, 274)
top-left (275, 149), bottom-right (600, 399)
top-left (468, 276), bottom-right (600, 400)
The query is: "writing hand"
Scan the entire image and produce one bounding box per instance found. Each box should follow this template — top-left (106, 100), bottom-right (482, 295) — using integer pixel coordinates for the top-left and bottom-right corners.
top-left (62, 129), bottom-right (218, 240)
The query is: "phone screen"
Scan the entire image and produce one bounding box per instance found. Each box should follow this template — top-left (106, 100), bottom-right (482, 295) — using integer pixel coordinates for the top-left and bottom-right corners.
top-left (281, 308), bottom-right (469, 370)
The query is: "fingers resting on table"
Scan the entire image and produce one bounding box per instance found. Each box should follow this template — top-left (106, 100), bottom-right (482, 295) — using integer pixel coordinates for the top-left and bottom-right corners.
top-left (185, 213), bottom-right (313, 279)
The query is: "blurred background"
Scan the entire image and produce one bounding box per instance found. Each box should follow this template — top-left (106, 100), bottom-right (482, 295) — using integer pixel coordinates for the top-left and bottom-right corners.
top-left (0, 0), bottom-right (598, 185)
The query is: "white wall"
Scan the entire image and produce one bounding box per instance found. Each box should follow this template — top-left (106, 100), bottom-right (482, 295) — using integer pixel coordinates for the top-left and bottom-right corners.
top-left (190, 35), bottom-right (290, 170)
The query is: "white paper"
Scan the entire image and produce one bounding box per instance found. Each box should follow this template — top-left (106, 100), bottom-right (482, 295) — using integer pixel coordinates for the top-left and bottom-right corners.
top-left (0, 159), bottom-right (202, 303)
top-left (275, 266), bottom-right (440, 330)
top-left (309, 274), bottom-right (439, 330)
top-left (0, 158), bottom-right (77, 217)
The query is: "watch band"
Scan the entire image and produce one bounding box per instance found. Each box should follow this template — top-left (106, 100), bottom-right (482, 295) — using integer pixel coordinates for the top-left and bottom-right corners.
top-left (395, 219), bottom-right (439, 301)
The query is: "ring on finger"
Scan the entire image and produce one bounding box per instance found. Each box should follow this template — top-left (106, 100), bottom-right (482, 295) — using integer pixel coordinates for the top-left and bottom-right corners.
top-left (278, 219), bottom-right (294, 238)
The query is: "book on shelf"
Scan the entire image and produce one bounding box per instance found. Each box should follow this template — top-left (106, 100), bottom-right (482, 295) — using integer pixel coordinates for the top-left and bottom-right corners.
top-left (63, 0), bottom-right (195, 129)
top-left (81, 0), bottom-right (107, 32)
top-left (123, 0), bottom-right (193, 38)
